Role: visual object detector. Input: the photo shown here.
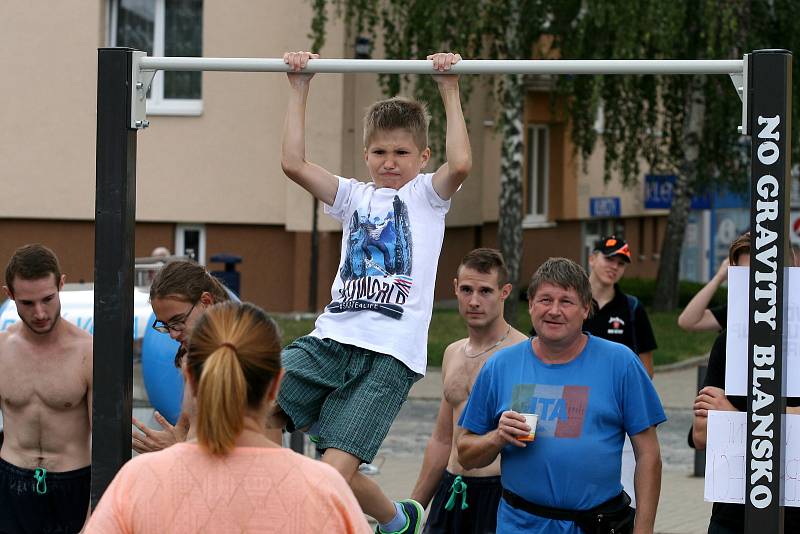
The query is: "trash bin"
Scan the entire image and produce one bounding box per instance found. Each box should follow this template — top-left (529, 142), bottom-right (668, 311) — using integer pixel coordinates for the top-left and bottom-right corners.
top-left (210, 254), bottom-right (242, 297)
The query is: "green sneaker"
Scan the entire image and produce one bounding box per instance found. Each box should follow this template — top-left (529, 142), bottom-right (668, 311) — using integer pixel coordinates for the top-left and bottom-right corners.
top-left (375, 499), bottom-right (425, 534)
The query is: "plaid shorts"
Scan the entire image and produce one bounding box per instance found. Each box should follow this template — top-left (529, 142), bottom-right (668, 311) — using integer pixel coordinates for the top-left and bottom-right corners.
top-left (277, 336), bottom-right (415, 463)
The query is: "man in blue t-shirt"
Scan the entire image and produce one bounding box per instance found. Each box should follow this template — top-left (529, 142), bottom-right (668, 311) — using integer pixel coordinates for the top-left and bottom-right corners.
top-left (457, 257), bottom-right (666, 533)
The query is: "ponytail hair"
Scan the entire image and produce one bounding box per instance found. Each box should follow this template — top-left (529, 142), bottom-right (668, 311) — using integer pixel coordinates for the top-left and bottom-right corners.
top-left (186, 302), bottom-right (282, 455)
top-left (195, 344), bottom-right (248, 455)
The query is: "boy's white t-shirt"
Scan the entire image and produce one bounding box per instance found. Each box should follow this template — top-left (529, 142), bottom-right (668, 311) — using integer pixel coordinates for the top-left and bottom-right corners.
top-left (310, 173), bottom-right (450, 375)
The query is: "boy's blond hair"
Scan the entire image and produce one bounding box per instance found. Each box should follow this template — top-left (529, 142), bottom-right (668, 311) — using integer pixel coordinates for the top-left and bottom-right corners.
top-left (363, 96), bottom-right (431, 151)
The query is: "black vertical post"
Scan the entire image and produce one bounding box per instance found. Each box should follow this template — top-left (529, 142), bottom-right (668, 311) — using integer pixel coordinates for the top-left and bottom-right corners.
top-left (309, 198), bottom-right (319, 312)
top-left (745, 49), bottom-right (792, 534)
top-left (693, 364), bottom-right (708, 477)
top-left (92, 47), bottom-right (138, 507)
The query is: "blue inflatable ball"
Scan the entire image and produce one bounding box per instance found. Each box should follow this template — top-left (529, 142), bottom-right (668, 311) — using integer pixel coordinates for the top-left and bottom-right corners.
top-left (141, 312), bottom-right (184, 425)
top-left (140, 288), bottom-right (240, 425)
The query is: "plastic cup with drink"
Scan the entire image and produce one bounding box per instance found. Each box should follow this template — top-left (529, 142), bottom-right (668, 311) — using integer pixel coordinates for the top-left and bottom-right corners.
top-left (517, 412), bottom-right (538, 442)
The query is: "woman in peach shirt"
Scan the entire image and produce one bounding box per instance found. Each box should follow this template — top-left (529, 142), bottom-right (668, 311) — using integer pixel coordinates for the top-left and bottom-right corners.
top-left (86, 302), bottom-right (369, 533)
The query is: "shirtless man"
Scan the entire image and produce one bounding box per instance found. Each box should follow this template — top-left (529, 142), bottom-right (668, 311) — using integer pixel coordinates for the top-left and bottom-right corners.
top-left (411, 248), bottom-right (526, 533)
top-left (0, 244), bottom-right (92, 534)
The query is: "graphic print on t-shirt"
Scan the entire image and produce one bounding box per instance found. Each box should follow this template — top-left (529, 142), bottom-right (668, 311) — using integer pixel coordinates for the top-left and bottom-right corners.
top-left (607, 316), bottom-right (625, 335)
top-left (328, 195), bottom-right (413, 320)
top-left (511, 384), bottom-right (589, 438)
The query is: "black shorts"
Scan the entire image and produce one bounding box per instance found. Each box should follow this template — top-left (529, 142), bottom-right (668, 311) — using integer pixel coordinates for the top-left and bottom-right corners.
top-left (0, 457), bottom-right (90, 534)
top-left (425, 470), bottom-right (502, 534)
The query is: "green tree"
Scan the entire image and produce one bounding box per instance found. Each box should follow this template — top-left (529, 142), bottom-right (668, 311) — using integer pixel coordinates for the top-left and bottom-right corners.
top-left (309, 0), bottom-right (800, 315)
top-left (551, 0), bottom-right (800, 310)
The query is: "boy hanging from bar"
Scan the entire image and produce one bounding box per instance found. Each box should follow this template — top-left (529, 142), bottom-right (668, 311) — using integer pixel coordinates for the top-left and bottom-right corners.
top-left (275, 50), bottom-right (471, 534)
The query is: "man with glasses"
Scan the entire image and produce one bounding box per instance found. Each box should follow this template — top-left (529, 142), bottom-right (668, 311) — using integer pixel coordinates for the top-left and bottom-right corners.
top-left (0, 244), bottom-right (93, 533)
top-left (151, 300), bottom-right (198, 366)
top-left (131, 260), bottom-right (233, 454)
top-left (130, 299), bottom-right (203, 451)
top-left (152, 303), bottom-right (197, 333)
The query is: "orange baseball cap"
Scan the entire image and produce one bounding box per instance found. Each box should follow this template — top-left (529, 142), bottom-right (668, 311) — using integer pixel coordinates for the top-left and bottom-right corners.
top-left (595, 236), bottom-right (631, 263)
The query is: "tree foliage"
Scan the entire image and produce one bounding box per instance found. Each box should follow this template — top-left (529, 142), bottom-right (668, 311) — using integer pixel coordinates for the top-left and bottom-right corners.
top-left (309, 0), bottom-right (800, 184)
top-left (551, 0), bottom-right (800, 194)
top-left (548, 0), bottom-right (800, 310)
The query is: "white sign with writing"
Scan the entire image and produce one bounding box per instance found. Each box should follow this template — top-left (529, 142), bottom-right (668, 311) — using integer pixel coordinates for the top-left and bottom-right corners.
top-left (704, 411), bottom-right (800, 506)
top-left (0, 288), bottom-right (153, 339)
top-left (725, 266), bottom-right (800, 396)
top-left (786, 414), bottom-right (800, 507)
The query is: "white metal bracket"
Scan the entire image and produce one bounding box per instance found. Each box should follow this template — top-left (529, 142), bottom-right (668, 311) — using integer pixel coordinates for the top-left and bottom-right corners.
top-left (131, 51), bottom-right (156, 129)
top-left (729, 54), bottom-right (749, 135)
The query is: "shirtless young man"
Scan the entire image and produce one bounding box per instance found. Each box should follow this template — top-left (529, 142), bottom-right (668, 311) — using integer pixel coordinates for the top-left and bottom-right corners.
top-left (411, 248), bottom-right (526, 533)
top-left (0, 244), bottom-right (93, 534)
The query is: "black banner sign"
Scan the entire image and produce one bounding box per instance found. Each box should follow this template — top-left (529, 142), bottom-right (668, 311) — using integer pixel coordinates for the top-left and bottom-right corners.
top-left (745, 49), bottom-right (792, 534)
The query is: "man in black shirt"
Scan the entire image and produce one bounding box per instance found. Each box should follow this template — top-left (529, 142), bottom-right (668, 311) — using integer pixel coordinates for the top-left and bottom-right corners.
top-left (692, 331), bottom-right (799, 533)
top-left (584, 236), bottom-right (658, 377)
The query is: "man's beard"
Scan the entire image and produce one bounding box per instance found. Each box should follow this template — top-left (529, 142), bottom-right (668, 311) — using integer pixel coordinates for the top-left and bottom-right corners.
top-left (20, 306), bottom-right (61, 335)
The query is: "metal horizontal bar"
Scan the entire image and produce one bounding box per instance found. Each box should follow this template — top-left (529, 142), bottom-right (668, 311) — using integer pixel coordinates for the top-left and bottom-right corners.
top-left (139, 57), bottom-right (743, 75)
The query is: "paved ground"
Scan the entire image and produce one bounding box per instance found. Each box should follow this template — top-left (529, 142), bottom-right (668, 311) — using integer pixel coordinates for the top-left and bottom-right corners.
top-left (132, 359), bottom-right (713, 532)
top-left (0, 358), bottom-right (710, 532)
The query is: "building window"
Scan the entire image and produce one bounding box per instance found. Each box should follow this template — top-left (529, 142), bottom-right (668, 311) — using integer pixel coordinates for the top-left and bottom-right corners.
top-left (109, 0), bottom-right (203, 115)
top-left (525, 124), bottom-right (549, 224)
top-left (175, 224), bottom-right (206, 264)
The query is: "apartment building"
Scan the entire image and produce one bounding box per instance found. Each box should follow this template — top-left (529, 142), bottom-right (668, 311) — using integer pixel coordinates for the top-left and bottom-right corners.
top-left (0, 1), bottom-right (668, 312)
